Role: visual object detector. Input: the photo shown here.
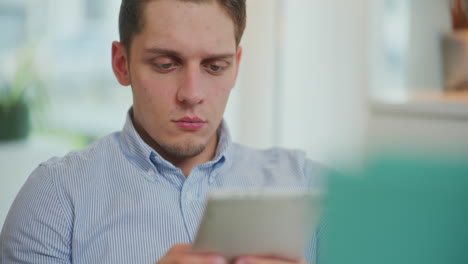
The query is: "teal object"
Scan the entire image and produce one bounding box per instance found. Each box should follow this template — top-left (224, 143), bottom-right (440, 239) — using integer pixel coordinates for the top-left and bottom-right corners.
top-left (322, 153), bottom-right (468, 264)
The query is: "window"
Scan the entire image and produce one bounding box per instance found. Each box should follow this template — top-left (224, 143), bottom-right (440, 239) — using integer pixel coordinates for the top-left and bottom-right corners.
top-left (0, 0), bottom-right (129, 145)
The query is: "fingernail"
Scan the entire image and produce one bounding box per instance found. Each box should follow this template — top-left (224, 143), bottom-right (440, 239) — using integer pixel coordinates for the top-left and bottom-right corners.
top-left (235, 257), bottom-right (247, 264)
top-left (215, 256), bottom-right (227, 264)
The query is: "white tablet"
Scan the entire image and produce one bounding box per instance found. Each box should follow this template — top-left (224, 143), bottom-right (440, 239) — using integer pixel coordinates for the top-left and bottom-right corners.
top-left (191, 189), bottom-right (324, 261)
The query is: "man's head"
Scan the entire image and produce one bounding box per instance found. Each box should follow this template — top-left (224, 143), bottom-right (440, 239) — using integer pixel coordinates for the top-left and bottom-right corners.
top-left (111, 0), bottom-right (244, 170)
top-left (119, 0), bottom-right (246, 52)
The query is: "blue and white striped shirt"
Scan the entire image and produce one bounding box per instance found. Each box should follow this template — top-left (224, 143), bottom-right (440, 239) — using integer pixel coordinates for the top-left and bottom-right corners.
top-left (0, 114), bottom-right (327, 264)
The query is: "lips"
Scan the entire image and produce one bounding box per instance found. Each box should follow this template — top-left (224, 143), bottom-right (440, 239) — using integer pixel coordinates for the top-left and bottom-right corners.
top-left (173, 116), bottom-right (206, 131)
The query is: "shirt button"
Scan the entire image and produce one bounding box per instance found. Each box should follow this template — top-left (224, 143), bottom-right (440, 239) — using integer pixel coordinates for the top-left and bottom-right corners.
top-left (148, 167), bottom-right (155, 174)
top-left (186, 191), bottom-right (193, 201)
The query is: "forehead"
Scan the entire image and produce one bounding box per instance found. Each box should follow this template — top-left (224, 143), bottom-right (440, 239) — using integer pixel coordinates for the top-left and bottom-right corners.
top-left (135, 0), bottom-right (237, 55)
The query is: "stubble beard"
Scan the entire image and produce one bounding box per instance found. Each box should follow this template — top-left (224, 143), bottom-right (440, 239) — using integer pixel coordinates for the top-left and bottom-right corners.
top-left (157, 139), bottom-right (206, 159)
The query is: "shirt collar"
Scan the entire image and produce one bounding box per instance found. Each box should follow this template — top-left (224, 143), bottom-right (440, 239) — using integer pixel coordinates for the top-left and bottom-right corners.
top-left (120, 111), bottom-right (155, 173)
top-left (120, 110), bottom-right (233, 175)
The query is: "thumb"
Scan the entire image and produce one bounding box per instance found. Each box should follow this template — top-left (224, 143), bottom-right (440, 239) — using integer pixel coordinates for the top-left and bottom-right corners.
top-left (167, 243), bottom-right (192, 255)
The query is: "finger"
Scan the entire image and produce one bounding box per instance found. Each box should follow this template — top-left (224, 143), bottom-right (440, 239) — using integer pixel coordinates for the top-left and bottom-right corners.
top-left (158, 244), bottom-right (226, 264)
top-left (234, 256), bottom-right (307, 264)
top-left (178, 254), bottom-right (227, 264)
top-left (158, 244), bottom-right (192, 264)
top-left (167, 244), bottom-right (192, 255)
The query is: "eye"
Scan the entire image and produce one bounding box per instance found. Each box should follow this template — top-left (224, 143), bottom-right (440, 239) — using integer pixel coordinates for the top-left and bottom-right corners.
top-left (150, 56), bottom-right (180, 73)
top-left (209, 65), bottom-right (221, 72)
top-left (154, 62), bottom-right (178, 72)
top-left (204, 61), bottom-right (229, 75)
top-left (160, 63), bottom-right (174, 69)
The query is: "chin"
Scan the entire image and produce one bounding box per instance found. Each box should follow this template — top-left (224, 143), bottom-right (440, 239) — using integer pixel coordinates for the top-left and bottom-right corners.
top-left (163, 142), bottom-right (206, 159)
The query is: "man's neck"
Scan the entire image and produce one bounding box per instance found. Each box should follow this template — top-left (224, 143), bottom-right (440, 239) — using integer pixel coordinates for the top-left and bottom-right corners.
top-left (168, 136), bottom-right (218, 177)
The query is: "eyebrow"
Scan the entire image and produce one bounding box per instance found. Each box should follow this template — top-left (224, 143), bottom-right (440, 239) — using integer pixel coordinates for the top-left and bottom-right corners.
top-left (144, 48), bottom-right (235, 60)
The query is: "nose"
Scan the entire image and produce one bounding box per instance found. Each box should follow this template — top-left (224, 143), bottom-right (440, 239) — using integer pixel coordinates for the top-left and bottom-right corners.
top-left (176, 63), bottom-right (204, 106)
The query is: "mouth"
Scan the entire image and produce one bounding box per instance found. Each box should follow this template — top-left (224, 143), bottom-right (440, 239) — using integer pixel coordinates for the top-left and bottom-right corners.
top-left (173, 116), bottom-right (206, 131)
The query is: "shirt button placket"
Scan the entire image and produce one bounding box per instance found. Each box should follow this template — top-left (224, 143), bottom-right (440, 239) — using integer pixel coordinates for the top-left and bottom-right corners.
top-left (186, 191), bottom-right (193, 201)
top-left (180, 186), bottom-right (196, 241)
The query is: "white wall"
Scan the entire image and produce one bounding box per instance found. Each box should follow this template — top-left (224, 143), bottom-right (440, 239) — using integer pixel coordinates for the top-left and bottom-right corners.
top-left (225, 0), bottom-right (281, 149)
top-left (230, 0), bottom-right (370, 168)
top-left (280, 0), bottom-right (369, 166)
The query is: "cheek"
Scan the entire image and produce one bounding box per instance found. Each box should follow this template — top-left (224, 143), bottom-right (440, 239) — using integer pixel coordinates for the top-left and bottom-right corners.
top-left (211, 77), bottom-right (234, 96)
top-left (136, 76), bottom-right (174, 104)
top-left (210, 84), bottom-right (232, 111)
top-left (131, 64), bottom-right (172, 98)
top-left (217, 80), bottom-right (234, 99)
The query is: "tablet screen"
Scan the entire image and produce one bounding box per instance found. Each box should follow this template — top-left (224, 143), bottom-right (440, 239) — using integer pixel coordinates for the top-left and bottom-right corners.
top-left (191, 189), bottom-right (324, 261)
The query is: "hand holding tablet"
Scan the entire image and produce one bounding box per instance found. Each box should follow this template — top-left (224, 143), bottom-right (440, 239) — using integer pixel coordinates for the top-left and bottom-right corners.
top-left (191, 189), bottom-right (324, 261)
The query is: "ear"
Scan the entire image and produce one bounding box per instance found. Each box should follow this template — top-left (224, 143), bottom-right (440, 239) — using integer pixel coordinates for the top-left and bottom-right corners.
top-left (234, 46), bottom-right (243, 81)
top-left (112, 41), bottom-right (131, 86)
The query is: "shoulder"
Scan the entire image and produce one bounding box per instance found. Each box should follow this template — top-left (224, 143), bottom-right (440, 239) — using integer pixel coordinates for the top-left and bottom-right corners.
top-left (13, 131), bottom-right (124, 210)
top-left (0, 133), bottom-right (122, 264)
top-left (41, 132), bottom-right (121, 167)
top-left (20, 132), bottom-right (125, 200)
top-left (13, 130), bottom-right (125, 206)
top-left (37, 132), bottom-right (122, 176)
top-left (227, 143), bottom-right (329, 188)
top-left (232, 143), bottom-right (306, 163)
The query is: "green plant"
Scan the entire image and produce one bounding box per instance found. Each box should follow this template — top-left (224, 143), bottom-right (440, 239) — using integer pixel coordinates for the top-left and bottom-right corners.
top-left (0, 48), bottom-right (47, 141)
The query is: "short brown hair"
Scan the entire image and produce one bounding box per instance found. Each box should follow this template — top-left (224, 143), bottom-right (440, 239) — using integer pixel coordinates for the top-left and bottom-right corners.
top-left (119, 0), bottom-right (246, 50)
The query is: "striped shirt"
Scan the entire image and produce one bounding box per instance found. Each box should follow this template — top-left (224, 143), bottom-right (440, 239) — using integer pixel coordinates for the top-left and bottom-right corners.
top-left (0, 114), bottom-right (327, 264)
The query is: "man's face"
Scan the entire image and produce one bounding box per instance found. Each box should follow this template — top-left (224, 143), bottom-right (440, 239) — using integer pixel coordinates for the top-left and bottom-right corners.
top-left (122, 0), bottom-right (241, 160)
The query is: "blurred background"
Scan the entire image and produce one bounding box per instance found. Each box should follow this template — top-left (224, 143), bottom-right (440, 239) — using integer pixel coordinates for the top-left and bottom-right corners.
top-left (1, 0), bottom-right (468, 227)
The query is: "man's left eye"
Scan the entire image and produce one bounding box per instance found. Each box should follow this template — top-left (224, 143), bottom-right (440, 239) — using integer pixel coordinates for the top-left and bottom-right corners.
top-left (160, 63), bottom-right (174, 69)
top-left (204, 63), bottom-right (227, 74)
top-left (209, 65), bottom-right (221, 72)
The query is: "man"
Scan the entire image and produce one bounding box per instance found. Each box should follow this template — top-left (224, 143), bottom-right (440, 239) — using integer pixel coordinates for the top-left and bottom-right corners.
top-left (0, 0), bottom-right (326, 263)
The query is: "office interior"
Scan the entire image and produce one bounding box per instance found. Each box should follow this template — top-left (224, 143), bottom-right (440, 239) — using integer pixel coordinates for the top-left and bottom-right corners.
top-left (1, 0), bottom-right (467, 259)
